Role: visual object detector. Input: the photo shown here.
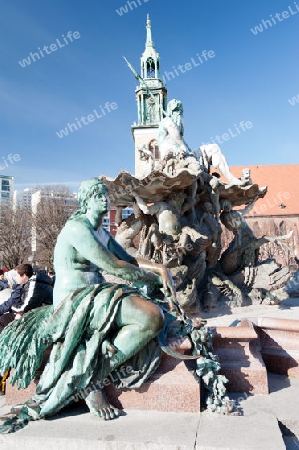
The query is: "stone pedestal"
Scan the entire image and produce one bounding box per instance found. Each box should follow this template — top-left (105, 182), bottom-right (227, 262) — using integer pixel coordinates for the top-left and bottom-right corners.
top-left (6, 374), bottom-right (39, 406)
top-left (5, 317), bottom-right (299, 408)
top-left (105, 354), bottom-right (201, 413)
top-left (6, 354), bottom-right (201, 413)
top-left (5, 348), bottom-right (51, 406)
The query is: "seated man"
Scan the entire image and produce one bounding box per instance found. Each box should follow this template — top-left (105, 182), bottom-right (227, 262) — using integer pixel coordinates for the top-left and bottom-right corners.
top-left (0, 263), bottom-right (53, 333)
top-left (4, 269), bottom-right (18, 290)
top-left (0, 271), bottom-right (8, 291)
top-left (47, 269), bottom-right (56, 286)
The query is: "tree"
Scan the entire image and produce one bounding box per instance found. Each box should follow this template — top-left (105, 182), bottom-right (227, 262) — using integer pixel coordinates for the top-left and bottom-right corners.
top-left (0, 185), bottom-right (78, 270)
top-left (31, 185), bottom-right (78, 268)
top-left (0, 200), bottom-right (32, 269)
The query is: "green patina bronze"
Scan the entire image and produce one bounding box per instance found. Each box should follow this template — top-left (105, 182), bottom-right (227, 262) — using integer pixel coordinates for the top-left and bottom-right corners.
top-left (0, 178), bottom-right (176, 431)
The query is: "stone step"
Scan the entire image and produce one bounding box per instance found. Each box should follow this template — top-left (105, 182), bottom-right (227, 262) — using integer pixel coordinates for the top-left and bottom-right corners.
top-left (249, 317), bottom-right (299, 378)
top-left (268, 373), bottom-right (299, 438)
top-left (0, 391), bottom-right (286, 450)
top-left (211, 319), bottom-right (268, 394)
top-left (196, 394), bottom-right (285, 450)
top-left (0, 405), bottom-right (200, 450)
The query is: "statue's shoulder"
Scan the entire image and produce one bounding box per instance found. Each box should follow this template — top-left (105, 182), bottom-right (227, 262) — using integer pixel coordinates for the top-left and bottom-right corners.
top-left (159, 116), bottom-right (173, 128)
top-left (63, 216), bottom-right (90, 233)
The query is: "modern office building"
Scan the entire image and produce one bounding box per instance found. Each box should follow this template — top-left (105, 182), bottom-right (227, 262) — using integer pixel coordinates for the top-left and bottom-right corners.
top-left (103, 206), bottom-right (133, 236)
top-left (0, 175), bottom-right (14, 205)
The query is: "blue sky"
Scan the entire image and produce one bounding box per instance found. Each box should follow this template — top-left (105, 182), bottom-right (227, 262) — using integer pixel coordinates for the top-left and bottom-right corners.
top-left (1, 0), bottom-right (298, 193)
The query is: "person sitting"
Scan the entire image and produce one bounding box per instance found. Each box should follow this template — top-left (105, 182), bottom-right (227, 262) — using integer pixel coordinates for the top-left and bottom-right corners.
top-left (0, 271), bottom-right (8, 291)
top-left (0, 264), bottom-right (53, 333)
top-left (4, 269), bottom-right (18, 290)
top-left (47, 269), bottom-right (56, 286)
top-left (0, 270), bottom-right (17, 307)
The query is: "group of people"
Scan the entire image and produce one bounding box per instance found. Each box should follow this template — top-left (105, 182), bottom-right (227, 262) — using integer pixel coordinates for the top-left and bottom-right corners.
top-left (0, 264), bottom-right (54, 395)
top-left (0, 270), bottom-right (9, 291)
top-left (0, 264), bottom-right (54, 334)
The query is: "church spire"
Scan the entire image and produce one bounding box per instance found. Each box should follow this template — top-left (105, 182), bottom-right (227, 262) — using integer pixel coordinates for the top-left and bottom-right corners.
top-left (141, 14), bottom-right (160, 79)
top-left (132, 16), bottom-right (168, 177)
top-left (145, 14), bottom-right (154, 48)
top-left (133, 15), bottom-right (167, 128)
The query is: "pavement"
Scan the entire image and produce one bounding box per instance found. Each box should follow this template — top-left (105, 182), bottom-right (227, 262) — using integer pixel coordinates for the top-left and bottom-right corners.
top-left (0, 296), bottom-right (298, 450)
top-left (200, 295), bottom-right (299, 327)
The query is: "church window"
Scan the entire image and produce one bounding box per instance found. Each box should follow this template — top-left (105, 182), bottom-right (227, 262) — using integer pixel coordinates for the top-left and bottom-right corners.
top-left (146, 58), bottom-right (155, 78)
top-left (149, 139), bottom-right (160, 160)
top-left (279, 220), bottom-right (286, 235)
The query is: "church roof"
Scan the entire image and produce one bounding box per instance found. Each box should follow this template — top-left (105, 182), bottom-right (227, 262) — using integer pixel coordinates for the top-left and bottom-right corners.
top-left (141, 14), bottom-right (159, 61)
top-left (229, 164), bottom-right (299, 216)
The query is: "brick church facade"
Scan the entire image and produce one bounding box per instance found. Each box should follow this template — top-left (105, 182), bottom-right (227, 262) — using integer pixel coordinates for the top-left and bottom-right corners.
top-left (221, 164), bottom-right (299, 268)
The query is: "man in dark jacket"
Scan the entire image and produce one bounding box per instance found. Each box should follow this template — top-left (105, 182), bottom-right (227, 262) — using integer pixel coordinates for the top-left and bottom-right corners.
top-left (0, 263), bottom-right (53, 333)
top-left (0, 270), bottom-right (8, 291)
top-left (0, 263), bottom-right (53, 394)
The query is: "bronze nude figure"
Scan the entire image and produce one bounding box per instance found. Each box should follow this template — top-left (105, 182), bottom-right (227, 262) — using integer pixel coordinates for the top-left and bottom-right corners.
top-left (0, 178), bottom-right (176, 432)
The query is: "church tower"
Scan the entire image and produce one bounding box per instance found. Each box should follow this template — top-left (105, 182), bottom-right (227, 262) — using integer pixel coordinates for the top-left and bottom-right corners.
top-left (132, 15), bottom-right (168, 177)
